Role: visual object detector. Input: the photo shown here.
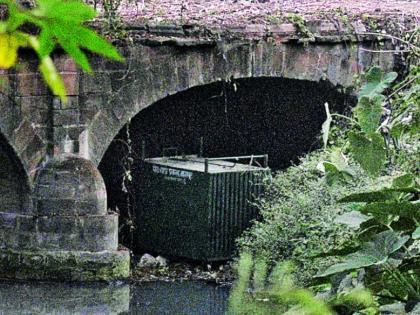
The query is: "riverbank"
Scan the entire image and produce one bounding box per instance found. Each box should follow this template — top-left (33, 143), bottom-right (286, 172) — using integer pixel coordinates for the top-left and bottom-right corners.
top-left (131, 253), bottom-right (236, 285)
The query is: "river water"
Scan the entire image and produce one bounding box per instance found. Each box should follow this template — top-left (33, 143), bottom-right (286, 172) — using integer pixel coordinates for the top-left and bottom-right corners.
top-left (0, 280), bottom-right (230, 315)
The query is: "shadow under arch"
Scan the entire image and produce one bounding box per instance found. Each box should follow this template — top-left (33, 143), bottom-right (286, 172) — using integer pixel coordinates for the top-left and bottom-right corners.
top-left (0, 132), bottom-right (32, 214)
top-left (99, 77), bottom-right (355, 248)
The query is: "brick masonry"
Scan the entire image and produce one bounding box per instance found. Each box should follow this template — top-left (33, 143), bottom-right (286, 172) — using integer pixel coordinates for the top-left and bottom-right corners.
top-left (0, 23), bottom-right (398, 281)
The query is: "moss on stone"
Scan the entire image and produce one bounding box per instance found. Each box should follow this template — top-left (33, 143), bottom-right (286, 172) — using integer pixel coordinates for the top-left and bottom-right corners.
top-left (0, 248), bottom-right (130, 282)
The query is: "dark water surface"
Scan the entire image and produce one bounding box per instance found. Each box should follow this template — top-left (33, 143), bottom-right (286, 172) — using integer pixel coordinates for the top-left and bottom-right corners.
top-left (0, 280), bottom-right (230, 315)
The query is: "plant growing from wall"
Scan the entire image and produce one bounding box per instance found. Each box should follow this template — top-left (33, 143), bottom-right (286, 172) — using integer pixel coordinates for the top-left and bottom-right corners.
top-left (286, 13), bottom-right (315, 43)
top-left (100, 0), bottom-right (128, 38)
top-left (0, 0), bottom-right (124, 102)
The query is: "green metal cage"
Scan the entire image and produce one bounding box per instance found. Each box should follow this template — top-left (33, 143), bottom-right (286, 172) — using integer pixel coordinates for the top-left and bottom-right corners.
top-left (134, 155), bottom-right (269, 261)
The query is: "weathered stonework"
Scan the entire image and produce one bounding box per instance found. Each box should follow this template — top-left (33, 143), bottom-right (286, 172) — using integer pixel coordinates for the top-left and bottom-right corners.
top-left (0, 154), bottom-right (129, 281)
top-left (0, 248), bottom-right (130, 281)
top-left (0, 22), bottom-right (400, 281)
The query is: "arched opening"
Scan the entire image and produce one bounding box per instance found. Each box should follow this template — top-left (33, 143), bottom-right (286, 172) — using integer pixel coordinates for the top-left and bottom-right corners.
top-left (99, 77), bottom-right (355, 249)
top-left (0, 133), bottom-right (31, 214)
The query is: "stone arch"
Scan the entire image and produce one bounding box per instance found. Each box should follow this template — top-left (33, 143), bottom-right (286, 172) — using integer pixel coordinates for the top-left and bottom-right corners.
top-left (0, 131), bottom-right (32, 214)
top-left (102, 76), bottom-right (355, 167)
top-left (0, 92), bottom-right (47, 182)
top-left (97, 74), bottom-right (355, 248)
top-left (88, 74), bottom-right (333, 166)
top-left (85, 40), bottom-right (395, 166)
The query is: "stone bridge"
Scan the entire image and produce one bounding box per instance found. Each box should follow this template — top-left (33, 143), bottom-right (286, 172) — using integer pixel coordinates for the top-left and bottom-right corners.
top-left (0, 22), bottom-right (398, 281)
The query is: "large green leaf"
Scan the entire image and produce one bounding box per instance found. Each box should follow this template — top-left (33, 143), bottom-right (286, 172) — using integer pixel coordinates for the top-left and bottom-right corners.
top-left (392, 174), bottom-right (417, 189)
top-left (316, 230), bottom-right (410, 277)
top-left (348, 131), bottom-right (386, 176)
top-left (34, 0), bottom-right (96, 23)
top-left (31, 0), bottom-right (123, 74)
top-left (39, 56), bottom-right (66, 102)
top-left (0, 0), bottom-right (123, 103)
top-left (339, 190), bottom-right (396, 203)
top-left (330, 149), bottom-right (350, 171)
top-left (359, 201), bottom-right (420, 226)
top-left (359, 67), bottom-right (398, 99)
top-left (311, 244), bottom-right (362, 258)
top-left (50, 22), bottom-right (92, 72)
top-left (334, 211), bottom-right (371, 229)
top-left (73, 25), bottom-right (124, 62)
top-left (354, 95), bottom-right (384, 135)
top-left (323, 150), bottom-right (355, 185)
top-left (413, 227), bottom-right (420, 240)
top-left (38, 25), bottom-right (55, 58)
top-left (323, 162), bottom-right (342, 185)
top-left (339, 185), bottom-right (419, 203)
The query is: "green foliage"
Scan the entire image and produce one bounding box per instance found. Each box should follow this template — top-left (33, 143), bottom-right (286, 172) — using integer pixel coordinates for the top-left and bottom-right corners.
top-left (286, 13), bottom-right (314, 41)
top-left (228, 253), bottom-right (378, 315)
top-left (228, 253), bottom-right (335, 315)
top-left (237, 33), bottom-right (418, 313)
top-left (354, 95), bottom-right (383, 135)
top-left (266, 14), bottom-right (281, 25)
top-left (388, 65), bottom-right (420, 166)
top-left (316, 230), bottom-right (410, 277)
top-left (237, 149), bottom-right (382, 286)
top-left (323, 66), bottom-right (398, 177)
top-left (0, 0), bottom-right (124, 102)
top-left (318, 173), bottom-right (420, 303)
top-left (233, 30), bottom-right (418, 311)
top-left (358, 67), bottom-right (398, 99)
top-left (318, 58), bottom-right (420, 305)
top-left (329, 288), bottom-right (379, 315)
top-left (102, 0), bottom-right (127, 38)
top-left (320, 149), bottom-right (355, 186)
top-left (347, 132), bottom-right (386, 176)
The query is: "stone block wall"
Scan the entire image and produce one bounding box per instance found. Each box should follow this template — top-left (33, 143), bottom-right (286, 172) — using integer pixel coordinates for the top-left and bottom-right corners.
top-left (0, 154), bottom-right (130, 281)
top-left (0, 54), bottom-right (130, 282)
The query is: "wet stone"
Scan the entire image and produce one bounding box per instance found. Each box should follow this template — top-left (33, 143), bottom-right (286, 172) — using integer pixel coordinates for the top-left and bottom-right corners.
top-left (0, 248), bottom-right (130, 282)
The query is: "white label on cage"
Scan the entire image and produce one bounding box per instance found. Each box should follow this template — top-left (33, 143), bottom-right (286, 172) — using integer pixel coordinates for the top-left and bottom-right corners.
top-left (152, 165), bottom-right (193, 180)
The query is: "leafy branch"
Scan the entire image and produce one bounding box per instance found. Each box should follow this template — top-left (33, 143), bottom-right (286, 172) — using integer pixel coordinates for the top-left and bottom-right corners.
top-left (322, 66), bottom-right (397, 178)
top-left (0, 0), bottom-right (124, 102)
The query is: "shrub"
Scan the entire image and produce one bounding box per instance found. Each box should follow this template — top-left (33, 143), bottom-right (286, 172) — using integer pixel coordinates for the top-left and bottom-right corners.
top-left (237, 149), bottom-right (389, 286)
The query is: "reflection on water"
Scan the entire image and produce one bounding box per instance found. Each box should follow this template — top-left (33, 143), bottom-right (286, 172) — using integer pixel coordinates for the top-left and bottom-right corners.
top-left (0, 281), bottom-right (130, 315)
top-left (125, 281), bottom-right (229, 315)
top-left (0, 280), bottom-right (229, 315)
